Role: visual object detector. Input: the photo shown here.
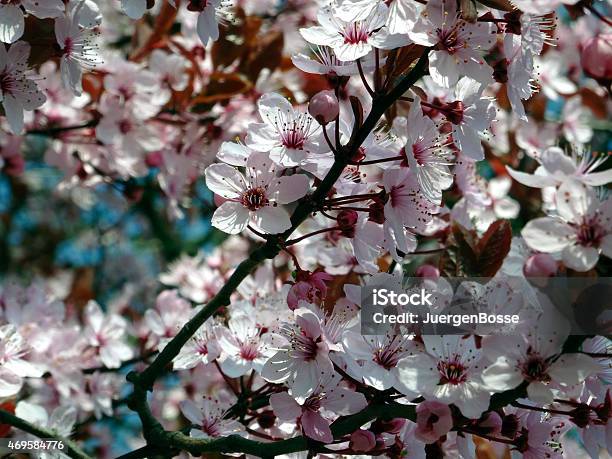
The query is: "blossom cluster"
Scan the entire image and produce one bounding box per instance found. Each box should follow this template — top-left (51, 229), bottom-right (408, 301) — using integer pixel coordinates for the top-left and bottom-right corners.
top-left (0, 0), bottom-right (611, 458)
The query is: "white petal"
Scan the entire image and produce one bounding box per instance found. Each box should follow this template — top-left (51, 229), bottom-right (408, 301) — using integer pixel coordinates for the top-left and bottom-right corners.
top-left (0, 5), bottom-right (24, 44)
top-left (217, 142), bottom-right (251, 166)
top-left (453, 124), bottom-right (484, 161)
top-left (211, 202), bottom-right (250, 235)
top-left (179, 400), bottom-right (204, 425)
top-left (15, 401), bottom-right (48, 426)
top-left (253, 206), bottom-right (292, 234)
top-left (0, 368), bottom-right (22, 397)
top-left (429, 50), bottom-right (457, 88)
top-left (602, 234), bottom-right (612, 258)
top-left (269, 392), bottom-right (302, 421)
top-left (506, 166), bottom-right (557, 188)
top-left (219, 357), bottom-right (251, 378)
top-left (481, 358), bottom-right (523, 391)
top-left (3, 94), bottom-right (24, 134)
top-left (205, 163), bottom-right (246, 199)
top-left (548, 353), bottom-right (600, 386)
top-left (562, 244), bottom-right (599, 271)
top-left (196, 7), bottom-right (219, 45)
top-left (122, 0), bottom-right (147, 19)
top-left (555, 180), bottom-right (593, 224)
top-left (268, 175), bottom-right (309, 204)
top-left (522, 217), bottom-right (574, 253)
top-left (526, 381), bottom-right (554, 404)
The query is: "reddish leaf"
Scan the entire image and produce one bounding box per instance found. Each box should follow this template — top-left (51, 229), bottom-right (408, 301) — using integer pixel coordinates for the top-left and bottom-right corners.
top-left (476, 0), bottom-right (515, 11)
top-left (130, 2), bottom-right (178, 61)
top-left (240, 29), bottom-right (284, 82)
top-left (383, 45), bottom-right (426, 84)
top-left (191, 72), bottom-right (253, 108)
top-left (476, 220), bottom-right (512, 277)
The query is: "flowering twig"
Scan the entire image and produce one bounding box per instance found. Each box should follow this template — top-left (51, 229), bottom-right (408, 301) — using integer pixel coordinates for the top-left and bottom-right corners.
top-left (26, 119), bottom-right (99, 137)
top-left (0, 409), bottom-right (91, 459)
top-left (82, 351), bottom-right (158, 375)
top-left (120, 50), bottom-right (431, 458)
top-left (356, 59), bottom-right (375, 97)
top-left (285, 226), bottom-right (341, 246)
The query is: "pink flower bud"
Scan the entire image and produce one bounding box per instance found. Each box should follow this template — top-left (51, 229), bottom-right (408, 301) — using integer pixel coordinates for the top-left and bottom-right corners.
top-left (580, 34), bottom-right (612, 81)
top-left (349, 429), bottom-right (376, 452)
top-left (415, 264), bottom-right (440, 280)
top-left (145, 151), bottom-right (164, 168)
top-left (308, 90), bottom-right (339, 124)
top-left (478, 411), bottom-right (502, 436)
top-left (415, 401), bottom-right (453, 444)
top-left (523, 253), bottom-right (557, 278)
top-left (287, 270), bottom-right (333, 310)
top-left (337, 210), bottom-right (358, 237)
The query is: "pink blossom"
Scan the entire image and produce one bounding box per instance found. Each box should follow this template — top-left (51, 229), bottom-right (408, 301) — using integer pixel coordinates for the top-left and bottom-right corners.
top-left (179, 398), bottom-right (243, 439)
top-left (82, 301), bottom-right (134, 370)
top-left (287, 270), bottom-right (333, 310)
top-left (205, 151), bottom-right (309, 234)
top-left (262, 307), bottom-right (334, 401)
top-left (270, 375), bottom-right (367, 443)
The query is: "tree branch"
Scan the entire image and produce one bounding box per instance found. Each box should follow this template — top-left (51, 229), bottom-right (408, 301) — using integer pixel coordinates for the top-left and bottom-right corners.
top-left (123, 51), bottom-right (430, 457)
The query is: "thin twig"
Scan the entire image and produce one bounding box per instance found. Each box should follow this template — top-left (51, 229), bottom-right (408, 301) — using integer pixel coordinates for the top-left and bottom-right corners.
top-left (0, 409), bottom-right (91, 459)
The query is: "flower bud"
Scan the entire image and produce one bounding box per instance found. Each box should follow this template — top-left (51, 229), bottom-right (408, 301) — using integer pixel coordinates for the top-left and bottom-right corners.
top-left (523, 253), bottom-right (557, 278)
top-left (257, 410), bottom-right (277, 429)
top-left (349, 429), bottom-right (376, 452)
top-left (477, 411), bottom-right (502, 435)
top-left (580, 34), bottom-right (612, 82)
top-left (337, 210), bottom-right (358, 237)
top-left (416, 265), bottom-right (440, 280)
top-left (501, 413), bottom-right (520, 439)
top-left (415, 401), bottom-right (453, 444)
top-left (308, 90), bottom-right (339, 125)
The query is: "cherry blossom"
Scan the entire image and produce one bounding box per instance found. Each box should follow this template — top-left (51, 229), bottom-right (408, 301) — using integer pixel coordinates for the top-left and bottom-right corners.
top-left (82, 301), bottom-right (134, 369)
top-left (0, 0), bottom-right (63, 44)
top-left (270, 374), bottom-right (367, 442)
top-left (397, 335), bottom-right (493, 419)
top-left (0, 41), bottom-right (46, 134)
top-left (55, 4), bottom-right (103, 96)
top-left (482, 320), bottom-right (599, 404)
top-left (395, 99), bottom-right (453, 204)
top-left (300, 3), bottom-right (408, 62)
top-left (246, 93), bottom-right (328, 167)
top-left (0, 325), bottom-right (44, 397)
top-left (445, 77), bottom-right (496, 161)
top-left (522, 181), bottom-right (612, 271)
top-left (205, 151), bottom-right (309, 234)
top-left (14, 401), bottom-right (77, 457)
top-left (507, 146), bottom-right (612, 190)
top-left (291, 45), bottom-right (360, 77)
top-left (185, 0), bottom-right (233, 45)
top-left (342, 331), bottom-right (417, 393)
top-left (173, 321), bottom-right (221, 370)
top-left (414, 400), bottom-right (453, 444)
top-left (409, 0), bottom-right (495, 87)
top-left (179, 398), bottom-right (243, 439)
top-left (0, 0), bottom-right (610, 456)
top-left (216, 313), bottom-right (279, 377)
top-left (144, 290), bottom-right (192, 348)
top-left (262, 307), bottom-right (334, 401)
